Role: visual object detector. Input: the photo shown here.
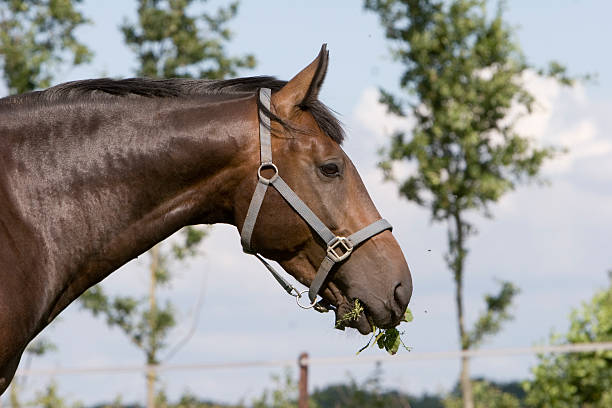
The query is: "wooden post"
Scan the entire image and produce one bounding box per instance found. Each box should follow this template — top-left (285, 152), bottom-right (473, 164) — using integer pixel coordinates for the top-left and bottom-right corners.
top-left (298, 352), bottom-right (309, 408)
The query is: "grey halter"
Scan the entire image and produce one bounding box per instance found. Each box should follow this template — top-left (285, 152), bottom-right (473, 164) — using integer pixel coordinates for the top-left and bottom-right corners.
top-left (240, 88), bottom-right (392, 311)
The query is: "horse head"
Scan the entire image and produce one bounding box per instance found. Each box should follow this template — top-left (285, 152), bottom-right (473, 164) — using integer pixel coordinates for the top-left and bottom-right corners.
top-left (235, 45), bottom-right (412, 334)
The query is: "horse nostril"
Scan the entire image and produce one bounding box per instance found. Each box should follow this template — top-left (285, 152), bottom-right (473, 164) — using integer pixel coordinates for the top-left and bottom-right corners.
top-left (394, 281), bottom-right (412, 311)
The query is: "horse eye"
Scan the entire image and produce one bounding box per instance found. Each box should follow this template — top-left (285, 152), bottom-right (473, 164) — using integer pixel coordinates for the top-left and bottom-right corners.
top-left (319, 163), bottom-right (340, 177)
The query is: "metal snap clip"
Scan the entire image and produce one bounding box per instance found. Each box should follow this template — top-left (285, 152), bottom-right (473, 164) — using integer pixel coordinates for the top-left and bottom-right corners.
top-left (295, 289), bottom-right (318, 309)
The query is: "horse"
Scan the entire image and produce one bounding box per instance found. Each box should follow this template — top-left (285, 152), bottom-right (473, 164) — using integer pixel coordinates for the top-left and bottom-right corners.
top-left (0, 45), bottom-right (412, 393)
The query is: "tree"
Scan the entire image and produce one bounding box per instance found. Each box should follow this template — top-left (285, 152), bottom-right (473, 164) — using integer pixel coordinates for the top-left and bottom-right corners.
top-left (0, 0), bottom-right (92, 95)
top-left (79, 2), bottom-right (255, 407)
top-left (523, 271), bottom-right (612, 408)
top-left (121, 0), bottom-right (255, 79)
top-left (444, 380), bottom-right (521, 408)
top-left (364, 1), bottom-right (573, 407)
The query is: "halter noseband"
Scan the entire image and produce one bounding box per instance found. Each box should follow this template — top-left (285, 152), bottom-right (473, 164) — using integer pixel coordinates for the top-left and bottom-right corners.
top-left (240, 88), bottom-right (392, 312)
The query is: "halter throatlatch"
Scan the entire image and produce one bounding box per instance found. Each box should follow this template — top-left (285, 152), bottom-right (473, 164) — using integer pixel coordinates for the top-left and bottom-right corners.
top-left (240, 88), bottom-right (392, 312)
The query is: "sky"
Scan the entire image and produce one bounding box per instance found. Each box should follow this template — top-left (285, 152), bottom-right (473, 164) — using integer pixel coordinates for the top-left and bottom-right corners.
top-left (3, 0), bottom-right (612, 405)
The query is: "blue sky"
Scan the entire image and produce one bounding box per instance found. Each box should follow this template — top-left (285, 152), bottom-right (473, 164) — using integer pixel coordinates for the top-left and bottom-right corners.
top-left (3, 0), bottom-right (612, 405)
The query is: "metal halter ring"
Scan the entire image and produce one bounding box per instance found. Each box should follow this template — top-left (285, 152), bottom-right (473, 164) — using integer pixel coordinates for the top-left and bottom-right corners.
top-left (257, 162), bottom-right (279, 185)
top-left (295, 289), bottom-right (318, 309)
top-left (327, 236), bottom-right (354, 262)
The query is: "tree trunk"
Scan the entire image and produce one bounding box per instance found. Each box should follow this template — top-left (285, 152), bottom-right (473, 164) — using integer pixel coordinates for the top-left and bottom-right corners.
top-left (146, 365), bottom-right (156, 408)
top-left (460, 355), bottom-right (473, 408)
top-left (146, 244), bottom-right (160, 408)
top-left (451, 211), bottom-right (473, 408)
top-left (9, 381), bottom-right (19, 408)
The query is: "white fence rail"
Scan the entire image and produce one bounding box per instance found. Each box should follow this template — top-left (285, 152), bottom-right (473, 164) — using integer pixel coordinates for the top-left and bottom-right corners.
top-left (14, 342), bottom-right (612, 377)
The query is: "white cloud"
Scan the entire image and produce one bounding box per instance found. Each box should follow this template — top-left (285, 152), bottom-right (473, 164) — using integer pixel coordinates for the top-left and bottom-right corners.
top-left (352, 87), bottom-right (414, 143)
top-left (512, 72), bottom-right (612, 179)
top-left (513, 71), bottom-right (563, 137)
top-left (352, 74), bottom-right (612, 184)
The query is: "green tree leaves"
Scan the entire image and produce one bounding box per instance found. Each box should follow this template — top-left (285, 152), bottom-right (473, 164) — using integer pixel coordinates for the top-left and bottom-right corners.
top-left (524, 272), bottom-right (612, 408)
top-left (468, 281), bottom-right (520, 348)
top-left (367, 0), bottom-right (562, 222)
top-left (444, 380), bottom-right (521, 408)
top-left (121, 0), bottom-right (255, 79)
top-left (79, 284), bottom-right (176, 359)
top-left (0, 0), bottom-right (92, 94)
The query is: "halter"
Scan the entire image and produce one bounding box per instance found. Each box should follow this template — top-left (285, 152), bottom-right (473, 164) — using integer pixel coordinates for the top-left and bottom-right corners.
top-left (240, 88), bottom-right (392, 312)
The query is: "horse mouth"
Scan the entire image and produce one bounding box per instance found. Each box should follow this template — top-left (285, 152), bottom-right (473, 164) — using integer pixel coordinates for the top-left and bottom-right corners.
top-left (333, 298), bottom-right (374, 335)
top-left (323, 283), bottom-right (402, 335)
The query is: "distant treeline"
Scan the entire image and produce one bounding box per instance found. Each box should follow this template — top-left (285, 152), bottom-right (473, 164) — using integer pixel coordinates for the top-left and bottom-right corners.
top-left (85, 378), bottom-right (525, 408)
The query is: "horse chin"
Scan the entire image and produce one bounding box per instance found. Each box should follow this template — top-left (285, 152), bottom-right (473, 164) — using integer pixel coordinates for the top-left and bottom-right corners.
top-left (353, 313), bottom-right (374, 335)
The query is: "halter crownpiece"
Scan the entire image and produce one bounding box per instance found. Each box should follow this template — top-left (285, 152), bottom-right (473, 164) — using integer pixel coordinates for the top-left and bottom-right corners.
top-left (240, 88), bottom-right (393, 311)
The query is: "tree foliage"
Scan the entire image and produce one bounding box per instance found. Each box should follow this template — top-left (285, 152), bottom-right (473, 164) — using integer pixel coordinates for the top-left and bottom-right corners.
top-left (523, 272), bottom-right (612, 408)
top-left (364, 0), bottom-right (572, 406)
top-left (252, 368), bottom-right (303, 408)
top-left (80, 228), bottom-right (207, 364)
top-left (365, 0), bottom-right (566, 222)
top-left (468, 281), bottom-right (520, 348)
top-left (23, 381), bottom-right (83, 408)
top-left (253, 365), bottom-right (446, 408)
top-left (0, 0), bottom-right (92, 94)
top-left (444, 380), bottom-right (521, 408)
top-left (80, 284), bottom-right (176, 362)
top-left (121, 0), bottom-right (255, 79)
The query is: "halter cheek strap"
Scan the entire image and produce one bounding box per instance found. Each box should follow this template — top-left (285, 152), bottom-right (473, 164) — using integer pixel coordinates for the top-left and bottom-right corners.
top-left (240, 88), bottom-right (392, 310)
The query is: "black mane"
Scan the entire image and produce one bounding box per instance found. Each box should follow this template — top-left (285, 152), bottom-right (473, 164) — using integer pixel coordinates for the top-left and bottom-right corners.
top-left (4, 76), bottom-right (345, 144)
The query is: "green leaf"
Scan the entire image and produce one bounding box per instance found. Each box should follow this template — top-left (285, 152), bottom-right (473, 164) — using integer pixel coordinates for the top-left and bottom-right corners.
top-left (382, 328), bottom-right (402, 355)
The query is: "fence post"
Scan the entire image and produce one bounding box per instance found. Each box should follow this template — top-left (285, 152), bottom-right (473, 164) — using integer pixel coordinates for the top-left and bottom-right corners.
top-left (298, 352), bottom-right (308, 408)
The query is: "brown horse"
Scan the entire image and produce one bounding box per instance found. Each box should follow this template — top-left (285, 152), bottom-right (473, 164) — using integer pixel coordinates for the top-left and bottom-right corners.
top-left (0, 45), bottom-right (412, 393)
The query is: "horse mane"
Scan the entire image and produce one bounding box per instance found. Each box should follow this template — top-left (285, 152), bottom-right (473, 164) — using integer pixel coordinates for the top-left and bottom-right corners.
top-left (3, 76), bottom-right (345, 144)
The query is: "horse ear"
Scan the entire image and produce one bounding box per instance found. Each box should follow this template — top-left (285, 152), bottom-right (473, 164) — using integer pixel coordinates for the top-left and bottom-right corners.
top-left (274, 44), bottom-right (329, 118)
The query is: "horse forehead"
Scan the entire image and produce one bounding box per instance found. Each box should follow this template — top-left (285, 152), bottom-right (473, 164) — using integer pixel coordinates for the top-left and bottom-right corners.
top-left (293, 113), bottom-right (341, 154)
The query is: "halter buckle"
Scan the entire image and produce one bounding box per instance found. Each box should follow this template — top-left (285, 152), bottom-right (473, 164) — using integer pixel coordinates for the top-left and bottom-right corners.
top-left (327, 236), bottom-right (354, 263)
top-left (257, 162), bottom-right (279, 185)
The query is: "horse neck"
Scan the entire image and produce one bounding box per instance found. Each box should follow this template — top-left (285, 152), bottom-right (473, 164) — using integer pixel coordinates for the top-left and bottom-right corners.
top-left (2, 93), bottom-right (257, 315)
